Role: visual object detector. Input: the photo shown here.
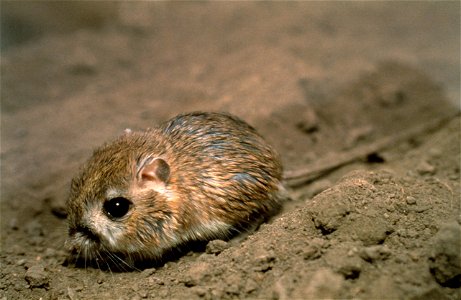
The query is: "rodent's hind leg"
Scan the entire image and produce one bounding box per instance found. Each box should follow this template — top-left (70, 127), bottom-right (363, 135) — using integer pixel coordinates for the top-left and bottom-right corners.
top-left (228, 187), bottom-right (291, 244)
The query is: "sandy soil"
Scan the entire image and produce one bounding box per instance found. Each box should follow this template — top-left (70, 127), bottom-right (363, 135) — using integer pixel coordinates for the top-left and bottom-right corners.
top-left (1, 2), bottom-right (460, 299)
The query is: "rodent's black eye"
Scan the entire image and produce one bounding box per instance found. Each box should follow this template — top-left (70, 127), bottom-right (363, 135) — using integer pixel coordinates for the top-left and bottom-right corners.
top-left (103, 197), bottom-right (132, 219)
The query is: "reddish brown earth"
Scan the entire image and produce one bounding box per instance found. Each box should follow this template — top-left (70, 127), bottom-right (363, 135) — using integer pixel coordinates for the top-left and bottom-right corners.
top-left (1, 2), bottom-right (460, 299)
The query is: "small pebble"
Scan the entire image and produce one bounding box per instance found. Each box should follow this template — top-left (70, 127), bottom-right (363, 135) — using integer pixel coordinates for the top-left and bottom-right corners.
top-left (416, 161), bottom-right (436, 175)
top-left (142, 267), bottom-right (156, 277)
top-left (9, 218), bottom-right (19, 230)
top-left (158, 289), bottom-right (169, 298)
top-left (409, 251), bottom-right (419, 262)
top-left (337, 258), bottom-right (362, 279)
top-left (16, 259), bottom-right (27, 266)
top-left (191, 286), bottom-right (208, 296)
top-left (148, 277), bottom-right (164, 285)
top-left (252, 250), bottom-right (276, 272)
top-left (24, 264), bottom-right (49, 289)
top-left (44, 248), bottom-right (56, 258)
top-left (206, 240), bottom-right (230, 255)
top-left (406, 196), bottom-right (417, 205)
top-left (183, 262), bottom-right (212, 286)
top-left (244, 279), bottom-right (259, 293)
top-left (428, 148), bottom-right (442, 159)
top-left (138, 290), bottom-right (149, 298)
top-left (296, 108), bottom-right (319, 134)
top-left (359, 245), bottom-right (392, 262)
top-left (303, 245), bottom-right (322, 260)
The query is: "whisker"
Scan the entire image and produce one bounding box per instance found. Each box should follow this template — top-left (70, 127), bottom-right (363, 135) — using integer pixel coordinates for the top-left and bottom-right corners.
top-left (74, 246), bottom-right (83, 267)
top-left (94, 251), bottom-right (102, 271)
top-left (104, 251), bottom-right (126, 272)
top-left (125, 253), bottom-right (142, 272)
top-left (100, 246), bottom-right (129, 272)
top-left (111, 251), bottom-right (140, 272)
top-left (83, 247), bottom-right (88, 270)
top-left (97, 251), bottom-right (114, 277)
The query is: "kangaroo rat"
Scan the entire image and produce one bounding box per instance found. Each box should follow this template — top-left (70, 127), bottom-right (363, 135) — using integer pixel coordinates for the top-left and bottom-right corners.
top-left (66, 112), bottom-right (288, 267)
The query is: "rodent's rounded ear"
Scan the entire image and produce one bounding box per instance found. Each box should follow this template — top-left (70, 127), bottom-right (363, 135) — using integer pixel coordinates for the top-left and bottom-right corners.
top-left (137, 157), bottom-right (170, 184)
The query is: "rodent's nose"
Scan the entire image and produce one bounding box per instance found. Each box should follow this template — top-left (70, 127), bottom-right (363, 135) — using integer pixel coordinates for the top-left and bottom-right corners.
top-left (75, 224), bottom-right (100, 242)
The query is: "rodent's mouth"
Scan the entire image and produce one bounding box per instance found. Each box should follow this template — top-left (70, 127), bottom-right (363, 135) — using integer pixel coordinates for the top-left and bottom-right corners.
top-left (65, 236), bottom-right (138, 271)
top-left (66, 235), bottom-right (100, 259)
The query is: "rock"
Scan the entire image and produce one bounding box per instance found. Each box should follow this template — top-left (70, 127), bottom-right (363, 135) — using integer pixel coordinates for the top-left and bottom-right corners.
top-left (428, 222), bottom-right (461, 287)
top-left (406, 196), bottom-right (417, 205)
top-left (190, 286), bottom-right (208, 297)
top-left (182, 262), bottom-right (212, 287)
top-left (303, 237), bottom-right (326, 260)
top-left (359, 245), bottom-right (392, 262)
top-left (416, 161), bottom-right (436, 175)
top-left (8, 217), bottom-right (18, 230)
top-left (353, 216), bottom-right (391, 246)
top-left (244, 279), bottom-right (259, 294)
top-left (296, 107), bottom-right (319, 134)
top-left (325, 246), bottom-right (363, 279)
top-left (16, 259), bottom-right (27, 266)
top-left (336, 257), bottom-right (362, 279)
top-left (24, 264), bottom-right (49, 289)
top-left (205, 240), bottom-right (230, 255)
top-left (252, 249), bottom-right (276, 272)
top-left (141, 267), bottom-right (156, 277)
top-left (311, 201), bottom-right (349, 234)
top-left (302, 244), bottom-right (322, 260)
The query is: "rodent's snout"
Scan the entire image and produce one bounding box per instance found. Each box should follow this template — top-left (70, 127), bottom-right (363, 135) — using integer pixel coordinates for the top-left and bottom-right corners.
top-left (72, 224), bottom-right (101, 243)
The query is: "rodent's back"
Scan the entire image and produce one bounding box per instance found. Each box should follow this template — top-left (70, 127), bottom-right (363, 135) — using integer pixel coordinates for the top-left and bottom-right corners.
top-left (159, 112), bottom-right (284, 230)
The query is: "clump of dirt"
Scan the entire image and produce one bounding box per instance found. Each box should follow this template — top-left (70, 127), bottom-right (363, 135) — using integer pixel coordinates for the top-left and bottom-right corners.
top-left (1, 2), bottom-right (460, 300)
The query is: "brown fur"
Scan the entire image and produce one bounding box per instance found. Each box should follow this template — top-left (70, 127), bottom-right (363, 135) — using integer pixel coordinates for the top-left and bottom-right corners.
top-left (66, 112), bottom-right (287, 267)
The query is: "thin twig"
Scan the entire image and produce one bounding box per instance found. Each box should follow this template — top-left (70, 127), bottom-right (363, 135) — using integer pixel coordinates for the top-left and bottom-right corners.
top-left (283, 112), bottom-right (459, 187)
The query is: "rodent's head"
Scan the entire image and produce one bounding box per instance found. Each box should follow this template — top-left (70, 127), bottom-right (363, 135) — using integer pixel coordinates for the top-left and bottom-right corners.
top-left (65, 132), bottom-right (175, 267)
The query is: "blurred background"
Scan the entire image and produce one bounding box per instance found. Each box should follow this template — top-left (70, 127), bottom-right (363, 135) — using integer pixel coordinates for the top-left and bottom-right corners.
top-left (1, 1), bottom-right (459, 105)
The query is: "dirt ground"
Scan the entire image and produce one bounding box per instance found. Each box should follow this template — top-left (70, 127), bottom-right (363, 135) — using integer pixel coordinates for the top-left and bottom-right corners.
top-left (1, 2), bottom-right (460, 299)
